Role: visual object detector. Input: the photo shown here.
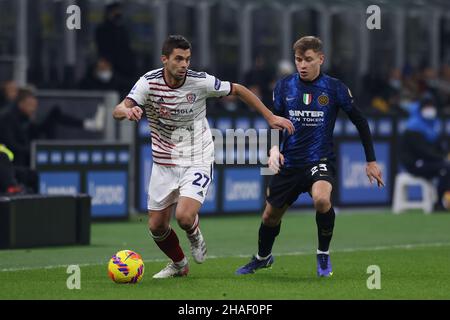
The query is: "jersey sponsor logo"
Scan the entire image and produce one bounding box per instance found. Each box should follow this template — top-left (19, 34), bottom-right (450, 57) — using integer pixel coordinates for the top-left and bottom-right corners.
top-left (186, 92), bottom-right (197, 104)
top-left (214, 77), bottom-right (221, 90)
top-left (171, 108), bottom-right (194, 115)
top-left (289, 109), bottom-right (325, 127)
top-left (303, 93), bottom-right (312, 105)
top-left (158, 107), bottom-right (194, 118)
top-left (318, 94), bottom-right (329, 106)
top-left (289, 110), bottom-right (324, 117)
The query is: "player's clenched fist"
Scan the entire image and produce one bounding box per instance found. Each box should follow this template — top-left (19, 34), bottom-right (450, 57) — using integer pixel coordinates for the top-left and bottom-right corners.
top-left (126, 106), bottom-right (143, 121)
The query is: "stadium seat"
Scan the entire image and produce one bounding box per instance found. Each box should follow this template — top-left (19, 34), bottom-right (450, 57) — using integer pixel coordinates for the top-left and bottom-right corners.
top-left (392, 172), bottom-right (437, 214)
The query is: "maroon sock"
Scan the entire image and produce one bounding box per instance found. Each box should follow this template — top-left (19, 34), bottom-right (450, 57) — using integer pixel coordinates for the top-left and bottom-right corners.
top-left (153, 227), bottom-right (185, 263)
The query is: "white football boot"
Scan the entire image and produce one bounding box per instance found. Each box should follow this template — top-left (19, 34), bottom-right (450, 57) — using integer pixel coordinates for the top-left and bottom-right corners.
top-left (187, 228), bottom-right (207, 264)
top-left (152, 258), bottom-right (189, 279)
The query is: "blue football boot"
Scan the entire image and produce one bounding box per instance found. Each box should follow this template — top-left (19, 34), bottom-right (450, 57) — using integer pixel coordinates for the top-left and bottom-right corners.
top-left (235, 255), bottom-right (274, 275)
top-left (317, 253), bottom-right (333, 277)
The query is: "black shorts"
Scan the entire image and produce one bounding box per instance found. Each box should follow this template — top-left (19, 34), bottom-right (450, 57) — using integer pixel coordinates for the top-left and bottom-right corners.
top-left (266, 161), bottom-right (336, 208)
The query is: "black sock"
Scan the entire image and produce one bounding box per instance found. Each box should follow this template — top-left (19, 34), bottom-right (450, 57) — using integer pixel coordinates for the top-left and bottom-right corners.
top-left (257, 222), bottom-right (281, 258)
top-left (316, 207), bottom-right (335, 252)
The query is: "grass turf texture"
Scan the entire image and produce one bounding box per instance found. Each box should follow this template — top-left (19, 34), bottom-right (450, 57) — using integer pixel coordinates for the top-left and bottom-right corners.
top-left (1, 210), bottom-right (449, 299)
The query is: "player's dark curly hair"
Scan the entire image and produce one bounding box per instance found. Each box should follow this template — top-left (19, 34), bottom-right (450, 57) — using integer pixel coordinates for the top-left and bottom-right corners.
top-left (293, 36), bottom-right (323, 54)
top-left (162, 35), bottom-right (191, 57)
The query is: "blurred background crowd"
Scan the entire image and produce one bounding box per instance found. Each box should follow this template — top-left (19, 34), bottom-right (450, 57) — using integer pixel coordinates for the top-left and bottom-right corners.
top-left (0, 0), bottom-right (449, 115)
top-left (0, 0), bottom-right (450, 210)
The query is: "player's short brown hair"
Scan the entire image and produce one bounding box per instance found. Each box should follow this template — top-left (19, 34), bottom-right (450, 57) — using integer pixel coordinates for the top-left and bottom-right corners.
top-left (162, 35), bottom-right (191, 57)
top-left (293, 36), bottom-right (323, 54)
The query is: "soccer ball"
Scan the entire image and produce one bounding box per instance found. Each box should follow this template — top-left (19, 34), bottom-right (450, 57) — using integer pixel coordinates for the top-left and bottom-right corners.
top-left (108, 250), bottom-right (145, 284)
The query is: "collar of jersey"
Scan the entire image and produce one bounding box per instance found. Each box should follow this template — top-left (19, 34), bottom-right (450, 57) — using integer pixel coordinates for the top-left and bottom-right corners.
top-left (298, 72), bottom-right (323, 85)
top-left (163, 68), bottom-right (187, 89)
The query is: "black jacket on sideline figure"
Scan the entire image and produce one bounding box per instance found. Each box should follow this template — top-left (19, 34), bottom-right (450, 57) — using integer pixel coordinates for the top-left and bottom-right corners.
top-left (0, 107), bottom-right (37, 167)
top-left (399, 130), bottom-right (447, 173)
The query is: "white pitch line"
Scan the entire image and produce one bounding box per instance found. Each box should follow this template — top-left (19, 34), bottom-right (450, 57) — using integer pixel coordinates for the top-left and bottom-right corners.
top-left (1, 242), bottom-right (449, 272)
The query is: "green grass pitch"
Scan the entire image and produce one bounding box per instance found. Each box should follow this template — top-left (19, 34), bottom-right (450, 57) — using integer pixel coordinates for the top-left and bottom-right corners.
top-left (1, 210), bottom-right (450, 300)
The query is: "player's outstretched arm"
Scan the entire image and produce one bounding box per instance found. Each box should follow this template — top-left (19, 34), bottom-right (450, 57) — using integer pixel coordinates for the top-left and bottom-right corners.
top-left (230, 83), bottom-right (295, 135)
top-left (338, 81), bottom-right (384, 188)
top-left (345, 108), bottom-right (384, 187)
top-left (112, 98), bottom-right (143, 121)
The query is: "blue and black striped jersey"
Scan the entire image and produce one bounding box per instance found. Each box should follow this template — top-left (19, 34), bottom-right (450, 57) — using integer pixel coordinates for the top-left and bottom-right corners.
top-left (273, 72), bottom-right (375, 167)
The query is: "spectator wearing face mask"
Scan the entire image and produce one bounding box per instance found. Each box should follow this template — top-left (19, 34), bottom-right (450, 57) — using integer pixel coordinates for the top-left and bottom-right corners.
top-left (79, 57), bottom-right (128, 97)
top-left (399, 96), bottom-right (450, 210)
top-left (95, 1), bottom-right (136, 78)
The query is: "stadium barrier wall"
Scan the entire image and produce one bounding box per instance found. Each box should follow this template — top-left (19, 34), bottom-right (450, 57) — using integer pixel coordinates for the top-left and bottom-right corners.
top-left (0, 194), bottom-right (90, 249)
top-left (31, 141), bottom-right (131, 220)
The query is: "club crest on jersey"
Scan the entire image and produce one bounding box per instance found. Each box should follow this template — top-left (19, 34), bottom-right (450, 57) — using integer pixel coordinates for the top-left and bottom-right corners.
top-left (186, 93), bottom-right (196, 104)
top-left (318, 94), bottom-right (329, 106)
top-left (303, 93), bottom-right (312, 105)
top-left (159, 107), bottom-right (171, 118)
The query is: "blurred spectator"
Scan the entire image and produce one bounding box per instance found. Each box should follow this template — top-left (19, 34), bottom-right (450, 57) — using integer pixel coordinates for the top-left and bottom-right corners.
top-left (269, 59), bottom-right (295, 93)
top-left (396, 68), bottom-right (421, 114)
top-left (413, 66), bottom-right (450, 114)
top-left (439, 64), bottom-right (450, 93)
top-left (362, 71), bottom-right (387, 113)
top-left (213, 95), bottom-right (244, 113)
top-left (95, 1), bottom-right (136, 79)
top-left (419, 67), bottom-right (442, 105)
top-left (0, 144), bottom-right (19, 194)
top-left (0, 88), bottom-right (104, 167)
top-left (385, 68), bottom-right (402, 107)
top-left (385, 68), bottom-right (411, 116)
top-left (362, 64), bottom-right (450, 117)
top-left (276, 60), bottom-right (295, 79)
top-left (437, 64), bottom-right (450, 114)
top-left (399, 96), bottom-right (450, 210)
top-left (0, 143), bottom-right (35, 194)
top-left (79, 57), bottom-right (129, 97)
top-left (0, 80), bottom-right (19, 114)
top-left (364, 68), bottom-right (408, 115)
top-left (244, 54), bottom-right (274, 106)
